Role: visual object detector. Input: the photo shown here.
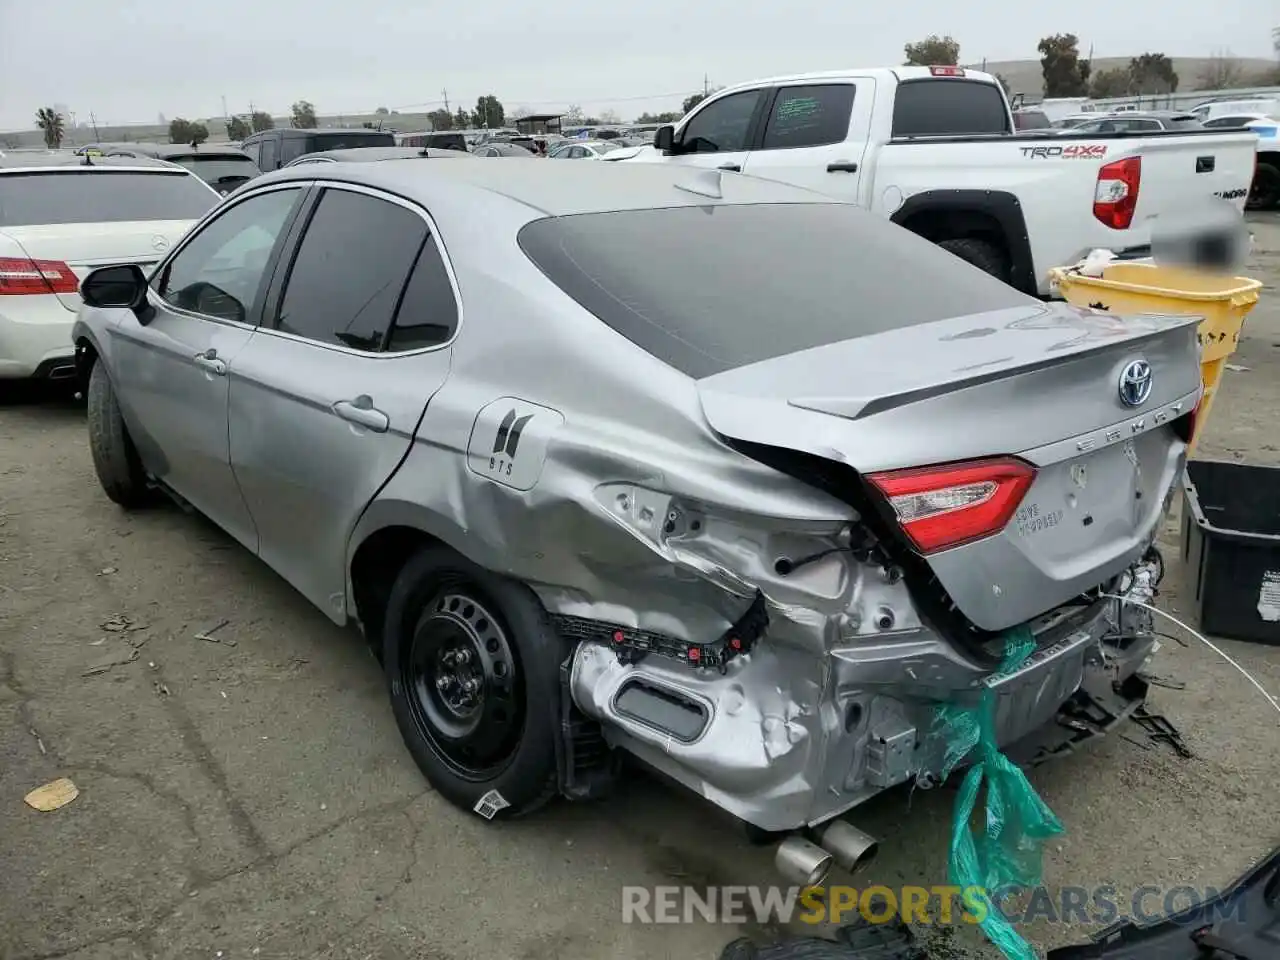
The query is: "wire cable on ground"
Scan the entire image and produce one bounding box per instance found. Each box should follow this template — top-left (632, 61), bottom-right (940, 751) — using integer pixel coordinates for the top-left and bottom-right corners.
top-left (1105, 595), bottom-right (1280, 716)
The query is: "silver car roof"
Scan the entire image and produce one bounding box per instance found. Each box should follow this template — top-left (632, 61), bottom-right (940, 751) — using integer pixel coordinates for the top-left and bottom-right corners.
top-left (257, 159), bottom-right (845, 217)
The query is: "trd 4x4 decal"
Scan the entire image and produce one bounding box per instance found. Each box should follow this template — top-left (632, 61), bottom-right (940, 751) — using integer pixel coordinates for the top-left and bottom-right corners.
top-left (1019, 144), bottom-right (1108, 159)
top-left (466, 398), bottom-right (565, 492)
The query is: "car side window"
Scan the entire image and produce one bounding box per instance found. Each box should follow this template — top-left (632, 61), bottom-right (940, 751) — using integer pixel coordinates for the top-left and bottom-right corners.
top-left (274, 188), bottom-right (427, 351)
top-left (1203, 116), bottom-right (1246, 128)
top-left (154, 188), bottom-right (301, 325)
top-left (386, 234), bottom-right (458, 351)
top-left (280, 137), bottom-right (307, 164)
top-left (760, 85), bottom-right (855, 150)
top-left (679, 90), bottom-right (763, 153)
top-left (259, 138), bottom-right (278, 170)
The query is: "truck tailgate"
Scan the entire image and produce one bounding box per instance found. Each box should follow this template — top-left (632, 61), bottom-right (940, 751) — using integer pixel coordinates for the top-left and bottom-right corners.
top-left (1124, 132), bottom-right (1256, 223)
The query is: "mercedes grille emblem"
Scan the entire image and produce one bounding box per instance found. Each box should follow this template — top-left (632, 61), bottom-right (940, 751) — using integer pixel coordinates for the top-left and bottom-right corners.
top-left (1118, 359), bottom-right (1153, 407)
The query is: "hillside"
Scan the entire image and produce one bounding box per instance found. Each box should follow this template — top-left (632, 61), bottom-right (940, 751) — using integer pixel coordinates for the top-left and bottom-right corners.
top-left (973, 56), bottom-right (1278, 98)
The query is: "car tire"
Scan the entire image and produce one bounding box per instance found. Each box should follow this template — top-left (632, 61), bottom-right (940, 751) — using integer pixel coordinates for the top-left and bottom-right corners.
top-left (1247, 161), bottom-right (1280, 212)
top-left (383, 544), bottom-right (562, 820)
top-left (87, 360), bottom-right (151, 508)
top-left (937, 237), bottom-right (1008, 282)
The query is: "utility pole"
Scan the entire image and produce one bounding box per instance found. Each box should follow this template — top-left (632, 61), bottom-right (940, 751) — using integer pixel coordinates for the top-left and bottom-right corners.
top-left (704, 73), bottom-right (709, 96)
top-left (89, 111), bottom-right (100, 138)
top-left (442, 89), bottom-right (450, 113)
top-left (221, 95), bottom-right (229, 119)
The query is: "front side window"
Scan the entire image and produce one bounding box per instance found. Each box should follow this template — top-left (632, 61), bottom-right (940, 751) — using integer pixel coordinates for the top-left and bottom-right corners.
top-left (679, 90), bottom-right (763, 153)
top-left (760, 84), bottom-right (855, 150)
top-left (274, 189), bottom-right (427, 351)
top-left (155, 188), bottom-right (302, 324)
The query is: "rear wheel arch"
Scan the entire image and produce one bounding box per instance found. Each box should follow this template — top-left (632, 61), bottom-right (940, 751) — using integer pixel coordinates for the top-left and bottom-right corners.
top-left (350, 523), bottom-right (446, 655)
top-left (1249, 154), bottom-right (1280, 211)
top-left (73, 334), bottom-right (102, 397)
top-left (890, 190), bottom-right (1036, 294)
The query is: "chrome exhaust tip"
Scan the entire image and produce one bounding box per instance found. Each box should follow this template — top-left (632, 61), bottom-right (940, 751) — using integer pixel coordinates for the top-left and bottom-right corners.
top-left (46, 363), bottom-right (76, 381)
top-left (775, 836), bottom-right (833, 887)
top-left (814, 819), bottom-right (878, 873)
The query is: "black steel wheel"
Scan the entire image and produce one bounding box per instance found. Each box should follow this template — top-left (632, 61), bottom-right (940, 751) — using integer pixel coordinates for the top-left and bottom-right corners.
top-left (383, 545), bottom-right (563, 819)
top-left (402, 586), bottom-right (525, 780)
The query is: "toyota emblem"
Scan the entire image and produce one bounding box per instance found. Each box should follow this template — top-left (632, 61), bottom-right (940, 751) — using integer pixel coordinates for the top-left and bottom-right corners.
top-left (1118, 359), bottom-right (1153, 407)
top-left (151, 235), bottom-right (169, 251)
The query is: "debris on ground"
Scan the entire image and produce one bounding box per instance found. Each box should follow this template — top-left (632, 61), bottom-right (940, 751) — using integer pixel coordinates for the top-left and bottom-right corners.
top-left (100, 615), bottom-right (147, 633)
top-left (24, 778), bottom-right (79, 811)
top-left (194, 619), bottom-right (235, 646)
top-left (1138, 672), bottom-right (1187, 691)
top-left (1131, 705), bottom-right (1194, 758)
top-left (97, 566), bottom-right (117, 576)
top-left (1225, 363), bottom-right (1251, 372)
top-left (28, 727), bottom-right (46, 756)
top-left (82, 647), bottom-right (141, 677)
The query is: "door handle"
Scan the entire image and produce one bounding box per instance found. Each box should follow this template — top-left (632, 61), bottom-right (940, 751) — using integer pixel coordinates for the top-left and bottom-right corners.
top-left (192, 350), bottom-right (227, 376)
top-left (827, 161), bottom-right (859, 173)
top-left (332, 396), bottom-right (389, 433)
top-left (717, 162), bottom-right (741, 172)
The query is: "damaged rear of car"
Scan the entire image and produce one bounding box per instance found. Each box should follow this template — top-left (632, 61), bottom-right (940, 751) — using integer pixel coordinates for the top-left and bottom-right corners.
top-left (507, 201), bottom-right (1201, 840)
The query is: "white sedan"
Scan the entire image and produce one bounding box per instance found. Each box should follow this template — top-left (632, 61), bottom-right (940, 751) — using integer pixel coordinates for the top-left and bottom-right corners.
top-left (0, 153), bottom-right (220, 381)
top-left (547, 139), bottom-right (626, 160)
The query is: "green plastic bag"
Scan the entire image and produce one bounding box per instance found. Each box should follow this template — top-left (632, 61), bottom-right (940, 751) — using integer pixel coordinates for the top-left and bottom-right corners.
top-left (932, 626), bottom-right (1065, 960)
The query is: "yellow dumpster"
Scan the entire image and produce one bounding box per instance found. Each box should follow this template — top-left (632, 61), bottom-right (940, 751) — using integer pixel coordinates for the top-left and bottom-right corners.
top-left (1049, 262), bottom-right (1262, 455)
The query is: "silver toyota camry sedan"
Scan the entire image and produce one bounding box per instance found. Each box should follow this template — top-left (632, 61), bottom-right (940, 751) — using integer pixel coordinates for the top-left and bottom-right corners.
top-left (72, 160), bottom-right (1201, 882)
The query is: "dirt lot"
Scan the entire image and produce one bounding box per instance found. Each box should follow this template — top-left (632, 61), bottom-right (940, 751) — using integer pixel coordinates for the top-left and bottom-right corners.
top-left (2, 216), bottom-right (1279, 960)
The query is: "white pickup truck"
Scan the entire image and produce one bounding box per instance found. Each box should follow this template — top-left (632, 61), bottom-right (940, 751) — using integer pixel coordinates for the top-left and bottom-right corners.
top-left (623, 66), bottom-right (1258, 295)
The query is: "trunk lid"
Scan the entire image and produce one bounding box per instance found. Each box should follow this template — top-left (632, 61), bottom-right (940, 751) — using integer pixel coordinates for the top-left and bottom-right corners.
top-left (0, 220), bottom-right (196, 311)
top-left (698, 302), bottom-right (1203, 631)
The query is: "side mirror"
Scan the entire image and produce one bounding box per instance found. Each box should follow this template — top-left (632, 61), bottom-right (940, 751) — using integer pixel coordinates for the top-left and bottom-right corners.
top-left (80, 264), bottom-right (148, 311)
top-left (654, 125), bottom-right (676, 153)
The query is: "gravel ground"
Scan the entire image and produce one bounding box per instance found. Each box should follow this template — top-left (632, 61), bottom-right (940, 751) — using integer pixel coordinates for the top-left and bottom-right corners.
top-left (1, 214), bottom-right (1278, 960)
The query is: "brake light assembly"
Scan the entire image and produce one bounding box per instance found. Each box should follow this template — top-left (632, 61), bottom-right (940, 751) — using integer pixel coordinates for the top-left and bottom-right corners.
top-left (1093, 156), bottom-right (1142, 230)
top-left (928, 66), bottom-right (965, 77)
top-left (0, 257), bottom-right (78, 296)
top-left (867, 458), bottom-right (1037, 555)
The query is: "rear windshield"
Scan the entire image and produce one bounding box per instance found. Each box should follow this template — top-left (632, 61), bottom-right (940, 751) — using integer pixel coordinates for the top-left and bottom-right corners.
top-left (0, 170), bottom-right (218, 226)
top-left (1164, 116), bottom-right (1204, 129)
top-left (519, 204), bottom-right (1034, 379)
top-left (169, 154), bottom-right (261, 185)
top-left (307, 132), bottom-right (394, 151)
top-left (892, 79), bottom-right (1011, 137)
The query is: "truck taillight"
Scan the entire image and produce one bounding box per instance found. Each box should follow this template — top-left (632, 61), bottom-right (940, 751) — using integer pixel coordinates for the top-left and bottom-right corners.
top-left (1093, 156), bottom-right (1142, 230)
top-left (928, 66), bottom-right (965, 77)
top-left (0, 257), bottom-right (78, 295)
top-left (867, 458), bottom-right (1036, 554)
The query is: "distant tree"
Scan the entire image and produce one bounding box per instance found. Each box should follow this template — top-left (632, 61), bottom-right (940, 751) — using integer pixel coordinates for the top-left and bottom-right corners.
top-left (188, 122), bottom-right (209, 145)
top-left (35, 107), bottom-right (65, 148)
top-left (169, 118), bottom-right (193, 143)
top-left (362, 121), bottom-right (375, 129)
top-left (251, 111), bottom-right (274, 132)
top-left (1090, 67), bottom-right (1132, 98)
top-left (509, 106), bottom-right (532, 120)
top-left (1127, 53), bottom-right (1178, 94)
top-left (452, 107), bottom-right (470, 128)
top-left (564, 104), bottom-right (585, 123)
top-left (682, 92), bottom-right (708, 113)
top-left (903, 34), bottom-right (961, 66)
top-left (225, 116), bottom-right (250, 140)
top-left (636, 110), bottom-right (681, 124)
top-left (291, 100), bottom-right (317, 128)
top-left (426, 109), bottom-right (453, 131)
top-left (598, 108), bottom-right (621, 124)
top-left (1197, 52), bottom-right (1245, 90)
top-left (994, 73), bottom-right (1011, 97)
top-left (1038, 34), bottom-right (1091, 97)
top-left (375, 106), bottom-right (389, 115)
top-left (1251, 63), bottom-right (1280, 86)
top-left (471, 95), bottom-right (504, 128)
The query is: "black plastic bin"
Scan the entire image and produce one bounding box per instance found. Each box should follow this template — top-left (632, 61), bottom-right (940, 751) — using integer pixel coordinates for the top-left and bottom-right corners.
top-left (1180, 459), bottom-right (1280, 645)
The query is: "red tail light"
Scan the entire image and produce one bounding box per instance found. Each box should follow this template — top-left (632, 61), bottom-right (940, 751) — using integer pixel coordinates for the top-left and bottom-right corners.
top-left (0, 257), bottom-right (78, 296)
top-left (928, 66), bottom-right (965, 77)
top-left (867, 458), bottom-right (1037, 554)
top-left (1093, 156), bottom-right (1141, 230)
